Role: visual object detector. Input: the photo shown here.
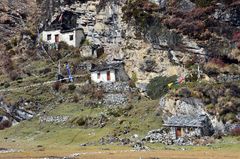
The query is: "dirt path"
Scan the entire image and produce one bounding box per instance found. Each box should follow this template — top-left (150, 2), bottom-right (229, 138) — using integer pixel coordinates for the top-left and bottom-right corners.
top-left (0, 149), bottom-right (239, 159)
top-left (0, 75), bottom-right (85, 92)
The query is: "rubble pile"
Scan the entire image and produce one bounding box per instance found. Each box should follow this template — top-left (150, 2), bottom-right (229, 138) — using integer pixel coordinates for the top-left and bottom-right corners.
top-left (143, 128), bottom-right (174, 145)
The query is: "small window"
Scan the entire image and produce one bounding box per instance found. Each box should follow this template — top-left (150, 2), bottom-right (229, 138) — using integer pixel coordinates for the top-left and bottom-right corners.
top-left (47, 34), bottom-right (51, 41)
top-left (97, 72), bottom-right (101, 79)
top-left (69, 35), bottom-right (74, 41)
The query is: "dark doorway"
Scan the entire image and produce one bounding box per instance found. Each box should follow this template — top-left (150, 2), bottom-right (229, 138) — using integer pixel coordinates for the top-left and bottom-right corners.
top-left (176, 127), bottom-right (182, 138)
top-left (55, 34), bottom-right (60, 43)
top-left (107, 71), bottom-right (111, 81)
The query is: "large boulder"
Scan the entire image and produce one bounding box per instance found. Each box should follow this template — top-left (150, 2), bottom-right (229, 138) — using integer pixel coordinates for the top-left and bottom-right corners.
top-left (0, 116), bottom-right (11, 130)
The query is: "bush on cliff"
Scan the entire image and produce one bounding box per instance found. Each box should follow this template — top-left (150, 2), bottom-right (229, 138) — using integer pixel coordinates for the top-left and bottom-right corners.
top-left (147, 75), bottom-right (177, 99)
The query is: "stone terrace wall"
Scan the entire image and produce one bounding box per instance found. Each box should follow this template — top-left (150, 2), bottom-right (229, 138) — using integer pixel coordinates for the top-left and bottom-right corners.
top-left (97, 82), bottom-right (130, 93)
top-left (97, 82), bottom-right (130, 106)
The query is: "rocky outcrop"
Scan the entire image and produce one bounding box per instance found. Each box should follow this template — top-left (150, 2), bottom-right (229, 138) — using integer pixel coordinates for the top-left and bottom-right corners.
top-left (159, 97), bottom-right (206, 120)
top-left (0, 0), bottom-right (38, 44)
top-left (0, 98), bottom-right (36, 129)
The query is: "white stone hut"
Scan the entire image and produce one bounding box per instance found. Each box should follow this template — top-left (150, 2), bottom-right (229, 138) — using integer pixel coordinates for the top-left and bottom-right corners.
top-left (41, 28), bottom-right (84, 47)
top-left (90, 61), bottom-right (129, 83)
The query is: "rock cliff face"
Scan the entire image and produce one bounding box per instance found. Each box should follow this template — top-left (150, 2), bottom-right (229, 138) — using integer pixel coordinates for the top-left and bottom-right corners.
top-left (1, 0), bottom-right (239, 84)
top-left (0, 0), bottom-right (38, 44)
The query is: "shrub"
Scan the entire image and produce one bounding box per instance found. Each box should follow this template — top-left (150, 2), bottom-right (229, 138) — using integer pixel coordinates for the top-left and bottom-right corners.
top-left (68, 84), bottom-right (76, 91)
top-left (232, 32), bottom-right (240, 42)
top-left (178, 87), bottom-right (192, 97)
top-left (4, 41), bottom-right (12, 50)
top-left (164, 17), bottom-right (182, 28)
top-left (232, 32), bottom-right (240, 49)
top-left (58, 41), bottom-right (69, 50)
top-left (39, 67), bottom-right (51, 75)
top-left (129, 80), bottom-right (136, 88)
top-left (9, 71), bottom-right (21, 81)
top-left (2, 55), bottom-right (14, 73)
top-left (11, 37), bottom-right (18, 47)
top-left (4, 82), bottom-right (10, 88)
top-left (91, 88), bottom-right (104, 100)
top-left (52, 81), bottom-right (62, 92)
top-left (73, 94), bottom-right (80, 103)
top-left (146, 75), bottom-right (177, 99)
top-left (0, 120), bottom-right (12, 130)
top-left (80, 84), bottom-right (93, 94)
top-left (224, 113), bottom-right (236, 122)
top-left (131, 72), bottom-right (138, 83)
top-left (231, 127), bottom-right (240, 136)
top-left (210, 58), bottom-right (226, 67)
top-left (195, 0), bottom-right (214, 7)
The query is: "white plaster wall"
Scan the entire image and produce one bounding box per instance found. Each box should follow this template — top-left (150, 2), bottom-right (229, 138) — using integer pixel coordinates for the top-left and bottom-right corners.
top-left (91, 69), bottom-right (116, 83)
top-left (41, 30), bottom-right (61, 44)
top-left (61, 31), bottom-right (75, 47)
top-left (41, 29), bottom-right (84, 47)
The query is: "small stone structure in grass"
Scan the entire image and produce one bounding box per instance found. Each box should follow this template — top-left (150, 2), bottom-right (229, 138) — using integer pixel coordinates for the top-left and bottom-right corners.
top-left (144, 114), bottom-right (215, 145)
top-left (163, 114), bottom-right (214, 140)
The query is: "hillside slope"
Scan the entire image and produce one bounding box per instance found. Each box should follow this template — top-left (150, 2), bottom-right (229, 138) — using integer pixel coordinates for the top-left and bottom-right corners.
top-left (0, 0), bottom-right (239, 156)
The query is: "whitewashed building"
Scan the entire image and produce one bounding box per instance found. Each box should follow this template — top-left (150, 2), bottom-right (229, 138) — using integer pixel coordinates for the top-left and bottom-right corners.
top-left (41, 28), bottom-right (85, 47)
top-left (90, 61), bottom-right (129, 83)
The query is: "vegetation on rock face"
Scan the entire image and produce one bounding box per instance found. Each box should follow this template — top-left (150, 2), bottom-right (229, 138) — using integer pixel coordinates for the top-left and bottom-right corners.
top-left (194, 0), bottom-right (214, 7)
top-left (122, 0), bottom-right (240, 76)
top-left (170, 81), bottom-right (240, 124)
top-left (147, 75), bottom-right (177, 99)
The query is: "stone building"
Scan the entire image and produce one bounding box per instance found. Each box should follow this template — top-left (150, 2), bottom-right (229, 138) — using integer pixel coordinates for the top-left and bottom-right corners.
top-left (41, 28), bottom-right (85, 47)
top-left (90, 61), bottom-right (129, 83)
top-left (163, 114), bottom-right (214, 139)
top-left (41, 10), bottom-right (85, 47)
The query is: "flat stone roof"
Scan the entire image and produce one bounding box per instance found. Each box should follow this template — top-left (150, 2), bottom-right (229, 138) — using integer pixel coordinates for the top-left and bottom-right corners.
top-left (163, 115), bottom-right (208, 128)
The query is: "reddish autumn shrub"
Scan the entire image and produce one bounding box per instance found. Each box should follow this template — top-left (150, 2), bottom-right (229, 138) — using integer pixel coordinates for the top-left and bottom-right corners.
top-left (179, 22), bottom-right (195, 35)
top-left (194, 20), bottom-right (205, 31)
top-left (232, 32), bottom-right (240, 42)
top-left (52, 81), bottom-right (62, 92)
top-left (231, 127), bottom-right (240, 136)
top-left (142, 1), bottom-right (158, 11)
top-left (237, 42), bottom-right (240, 49)
top-left (0, 120), bottom-right (11, 130)
top-left (91, 89), bottom-right (104, 100)
top-left (188, 7), bottom-right (214, 19)
top-left (210, 58), bottom-right (226, 67)
top-left (2, 54), bottom-right (14, 72)
top-left (232, 32), bottom-right (240, 49)
top-left (164, 17), bottom-right (182, 28)
top-left (230, 0), bottom-right (240, 6)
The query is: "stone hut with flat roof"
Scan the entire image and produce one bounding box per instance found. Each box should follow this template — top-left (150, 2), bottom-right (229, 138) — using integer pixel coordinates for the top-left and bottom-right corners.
top-left (163, 114), bottom-right (214, 140)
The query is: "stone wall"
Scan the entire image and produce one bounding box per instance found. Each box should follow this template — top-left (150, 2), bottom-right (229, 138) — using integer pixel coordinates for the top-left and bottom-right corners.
top-left (103, 93), bottom-right (128, 107)
top-left (216, 74), bottom-right (240, 83)
top-left (39, 115), bottom-right (69, 123)
top-left (96, 82), bottom-right (130, 106)
top-left (97, 82), bottom-right (130, 93)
